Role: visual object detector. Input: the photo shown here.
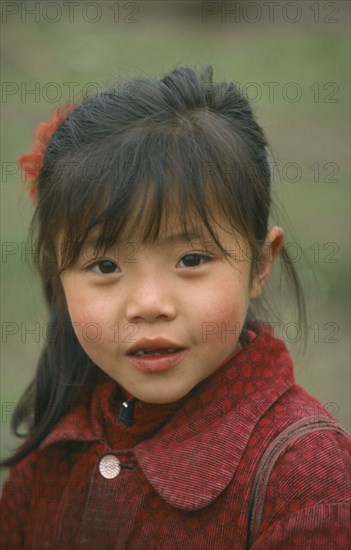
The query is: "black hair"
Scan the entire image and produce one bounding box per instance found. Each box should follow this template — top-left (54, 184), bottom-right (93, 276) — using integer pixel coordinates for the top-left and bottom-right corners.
top-left (2, 65), bottom-right (305, 467)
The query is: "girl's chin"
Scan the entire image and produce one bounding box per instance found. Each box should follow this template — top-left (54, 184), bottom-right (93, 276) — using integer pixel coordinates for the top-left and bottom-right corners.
top-left (126, 383), bottom-right (193, 405)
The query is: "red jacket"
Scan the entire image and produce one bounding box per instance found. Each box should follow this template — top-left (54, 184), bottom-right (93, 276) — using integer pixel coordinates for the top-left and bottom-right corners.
top-left (1, 325), bottom-right (350, 549)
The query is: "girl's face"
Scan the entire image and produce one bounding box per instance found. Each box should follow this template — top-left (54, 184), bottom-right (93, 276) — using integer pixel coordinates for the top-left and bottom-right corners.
top-left (60, 213), bottom-right (282, 404)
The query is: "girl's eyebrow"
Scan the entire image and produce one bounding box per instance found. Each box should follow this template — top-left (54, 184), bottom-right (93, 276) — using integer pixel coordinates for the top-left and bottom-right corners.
top-left (81, 239), bottom-right (102, 250)
top-left (160, 231), bottom-right (213, 244)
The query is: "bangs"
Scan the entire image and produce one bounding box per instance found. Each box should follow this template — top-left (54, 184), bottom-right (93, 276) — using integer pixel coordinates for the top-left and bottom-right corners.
top-left (41, 110), bottom-right (265, 271)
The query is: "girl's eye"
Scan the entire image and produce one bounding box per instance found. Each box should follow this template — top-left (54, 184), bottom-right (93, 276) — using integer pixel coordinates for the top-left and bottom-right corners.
top-left (177, 254), bottom-right (210, 268)
top-left (88, 260), bottom-right (120, 274)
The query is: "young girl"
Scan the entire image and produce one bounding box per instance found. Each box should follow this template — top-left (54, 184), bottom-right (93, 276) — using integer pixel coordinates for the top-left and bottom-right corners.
top-left (1, 66), bottom-right (349, 549)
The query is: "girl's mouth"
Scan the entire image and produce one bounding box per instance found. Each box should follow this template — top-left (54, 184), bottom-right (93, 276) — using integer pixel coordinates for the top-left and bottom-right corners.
top-left (126, 339), bottom-right (186, 372)
top-left (127, 348), bottom-right (186, 373)
top-left (130, 348), bottom-right (181, 357)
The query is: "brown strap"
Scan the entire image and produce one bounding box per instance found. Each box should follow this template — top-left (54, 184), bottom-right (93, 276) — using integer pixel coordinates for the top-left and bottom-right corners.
top-left (247, 416), bottom-right (350, 548)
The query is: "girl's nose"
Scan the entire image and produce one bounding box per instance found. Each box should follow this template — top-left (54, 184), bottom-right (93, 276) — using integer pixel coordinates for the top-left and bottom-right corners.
top-left (125, 278), bottom-right (177, 323)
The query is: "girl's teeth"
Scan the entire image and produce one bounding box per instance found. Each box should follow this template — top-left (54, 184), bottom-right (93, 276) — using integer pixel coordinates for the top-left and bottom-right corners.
top-left (134, 348), bottom-right (178, 356)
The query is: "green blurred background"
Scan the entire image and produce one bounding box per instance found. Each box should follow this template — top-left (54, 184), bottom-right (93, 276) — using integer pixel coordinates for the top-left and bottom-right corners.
top-left (1, 1), bottom-right (350, 482)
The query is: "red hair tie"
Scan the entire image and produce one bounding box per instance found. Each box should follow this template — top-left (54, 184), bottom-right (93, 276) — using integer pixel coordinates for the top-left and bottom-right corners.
top-left (17, 104), bottom-right (77, 203)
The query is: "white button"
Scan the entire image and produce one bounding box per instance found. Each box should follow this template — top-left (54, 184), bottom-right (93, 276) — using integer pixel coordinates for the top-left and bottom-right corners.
top-left (98, 455), bottom-right (121, 479)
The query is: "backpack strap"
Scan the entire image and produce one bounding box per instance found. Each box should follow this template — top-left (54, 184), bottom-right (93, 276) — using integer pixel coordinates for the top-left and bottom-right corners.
top-left (247, 416), bottom-right (350, 548)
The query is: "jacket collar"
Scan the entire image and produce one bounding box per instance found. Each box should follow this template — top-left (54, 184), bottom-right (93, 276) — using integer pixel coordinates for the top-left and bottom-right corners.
top-left (40, 324), bottom-right (295, 510)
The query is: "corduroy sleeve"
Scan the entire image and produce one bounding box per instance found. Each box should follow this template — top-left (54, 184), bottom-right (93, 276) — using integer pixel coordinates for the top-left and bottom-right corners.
top-left (0, 452), bottom-right (38, 550)
top-left (251, 430), bottom-right (350, 549)
top-left (251, 503), bottom-right (350, 549)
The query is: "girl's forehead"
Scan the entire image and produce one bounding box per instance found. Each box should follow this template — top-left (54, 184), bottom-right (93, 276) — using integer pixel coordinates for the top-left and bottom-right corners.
top-left (88, 209), bottom-right (239, 250)
top-left (135, 203), bottom-right (229, 237)
top-left (87, 212), bottom-right (215, 244)
top-left (57, 172), bottom-right (247, 261)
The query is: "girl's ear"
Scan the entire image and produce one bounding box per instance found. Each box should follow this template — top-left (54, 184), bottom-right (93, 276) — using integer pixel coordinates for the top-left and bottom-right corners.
top-left (250, 226), bottom-right (284, 299)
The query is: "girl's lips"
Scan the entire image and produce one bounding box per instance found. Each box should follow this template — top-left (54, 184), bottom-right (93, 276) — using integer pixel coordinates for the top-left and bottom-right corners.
top-left (127, 337), bottom-right (183, 355)
top-left (126, 349), bottom-right (187, 373)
